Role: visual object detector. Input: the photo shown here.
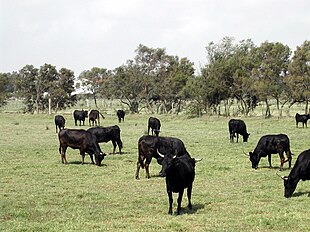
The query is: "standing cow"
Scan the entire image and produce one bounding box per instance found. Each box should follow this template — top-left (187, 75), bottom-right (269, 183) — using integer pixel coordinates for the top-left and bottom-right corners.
top-left (157, 149), bottom-right (199, 215)
top-left (228, 119), bottom-right (250, 142)
top-left (135, 135), bottom-right (190, 179)
top-left (148, 117), bottom-right (161, 136)
top-left (87, 125), bottom-right (123, 154)
top-left (117, 110), bottom-right (125, 123)
top-left (54, 115), bottom-right (65, 133)
top-left (295, 113), bottom-right (310, 128)
top-left (247, 134), bottom-right (292, 171)
top-left (58, 129), bottom-right (106, 166)
top-left (73, 110), bottom-right (88, 126)
top-left (279, 149), bottom-right (310, 198)
top-left (89, 110), bottom-right (105, 126)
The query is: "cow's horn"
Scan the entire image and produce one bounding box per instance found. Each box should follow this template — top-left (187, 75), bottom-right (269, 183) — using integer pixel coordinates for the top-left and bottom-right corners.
top-left (243, 150), bottom-right (249, 156)
top-left (195, 158), bottom-right (202, 163)
top-left (157, 149), bottom-right (164, 158)
top-left (276, 172), bottom-right (287, 180)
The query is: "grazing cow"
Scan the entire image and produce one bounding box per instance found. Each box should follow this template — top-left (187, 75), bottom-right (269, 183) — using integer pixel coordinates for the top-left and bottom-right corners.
top-left (89, 110), bottom-right (105, 126)
top-left (148, 117), bottom-right (161, 136)
top-left (157, 149), bottom-right (198, 215)
top-left (73, 110), bottom-right (88, 126)
top-left (295, 113), bottom-right (310, 128)
top-left (58, 129), bottom-right (106, 166)
top-left (117, 110), bottom-right (125, 123)
top-left (55, 115), bottom-right (65, 133)
top-left (135, 135), bottom-right (189, 179)
top-left (279, 149), bottom-right (310, 198)
top-left (247, 134), bottom-right (292, 171)
top-left (87, 125), bottom-right (123, 154)
top-left (228, 119), bottom-right (250, 142)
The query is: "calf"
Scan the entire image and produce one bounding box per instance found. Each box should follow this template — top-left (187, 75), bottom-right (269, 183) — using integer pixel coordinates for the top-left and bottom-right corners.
top-left (228, 119), bottom-right (250, 142)
top-left (157, 150), bottom-right (198, 215)
top-left (135, 135), bottom-right (189, 179)
top-left (89, 110), bottom-right (105, 126)
top-left (279, 149), bottom-right (310, 198)
top-left (247, 134), bottom-right (292, 171)
top-left (148, 117), bottom-right (161, 136)
top-left (73, 110), bottom-right (88, 126)
top-left (117, 110), bottom-right (125, 123)
top-left (295, 113), bottom-right (310, 128)
top-left (55, 115), bottom-right (65, 133)
top-left (58, 129), bottom-right (106, 166)
top-left (87, 125), bottom-right (123, 154)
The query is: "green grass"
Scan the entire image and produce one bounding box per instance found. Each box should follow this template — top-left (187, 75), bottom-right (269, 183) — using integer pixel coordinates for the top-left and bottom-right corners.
top-left (1, 112), bottom-right (310, 231)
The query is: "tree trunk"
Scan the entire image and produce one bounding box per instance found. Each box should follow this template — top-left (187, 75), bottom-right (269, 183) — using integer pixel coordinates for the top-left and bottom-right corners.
top-left (48, 97), bottom-right (52, 115)
top-left (265, 99), bottom-right (271, 118)
top-left (305, 100), bottom-right (309, 114)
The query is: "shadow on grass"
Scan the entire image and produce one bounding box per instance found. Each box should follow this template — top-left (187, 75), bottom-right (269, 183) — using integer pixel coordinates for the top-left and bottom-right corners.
top-left (66, 161), bottom-right (107, 167)
top-left (257, 165), bottom-right (291, 171)
top-left (178, 203), bottom-right (205, 215)
top-left (292, 191), bottom-right (310, 197)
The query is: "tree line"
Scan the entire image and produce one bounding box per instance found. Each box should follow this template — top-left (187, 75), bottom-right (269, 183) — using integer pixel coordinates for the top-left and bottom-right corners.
top-left (0, 37), bottom-right (309, 117)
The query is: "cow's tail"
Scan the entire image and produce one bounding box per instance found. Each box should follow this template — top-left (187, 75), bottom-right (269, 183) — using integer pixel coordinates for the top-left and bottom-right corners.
top-left (99, 112), bottom-right (105, 119)
top-left (138, 142), bottom-right (145, 169)
top-left (59, 145), bottom-right (61, 154)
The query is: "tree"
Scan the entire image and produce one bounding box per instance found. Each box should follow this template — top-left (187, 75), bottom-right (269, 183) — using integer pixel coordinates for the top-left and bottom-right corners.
top-left (250, 41), bottom-right (291, 117)
top-left (0, 73), bottom-right (11, 107)
top-left (78, 67), bottom-right (111, 108)
top-left (284, 40), bottom-right (310, 113)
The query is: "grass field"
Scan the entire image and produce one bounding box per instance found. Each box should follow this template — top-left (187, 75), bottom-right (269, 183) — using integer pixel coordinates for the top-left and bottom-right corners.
top-left (1, 111), bottom-right (310, 231)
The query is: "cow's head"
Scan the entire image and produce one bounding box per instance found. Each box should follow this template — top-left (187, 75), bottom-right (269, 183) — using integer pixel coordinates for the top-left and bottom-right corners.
top-left (95, 152), bottom-right (106, 166)
top-left (157, 149), bottom-right (175, 177)
top-left (84, 110), bottom-right (88, 118)
top-left (281, 176), bottom-right (297, 198)
top-left (249, 151), bottom-right (260, 169)
top-left (243, 133), bottom-right (250, 142)
top-left (154, 129), bottom-right (160, 136)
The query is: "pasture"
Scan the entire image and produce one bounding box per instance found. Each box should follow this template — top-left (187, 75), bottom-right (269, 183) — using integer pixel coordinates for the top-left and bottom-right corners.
top-left (1, 112), bottom-right (310, 231)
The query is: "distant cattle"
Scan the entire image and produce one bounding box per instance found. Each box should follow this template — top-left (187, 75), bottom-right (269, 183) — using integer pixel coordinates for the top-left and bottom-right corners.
top-left (73, 110), bottom-right (88, 126)
top-left (295, 113), bottom-right (310, 128)
top-left (87, 125), bottom-right (123, 154)
top-left (117, 110), bottom-right (125, 123)
top-left (279, 149), bottom-right (310, 198)
top-left (228, 119), bottom-right (250, 142)
top-left (58, 129), bottom-right (106, 166)
top-left (89, 110), bottom-right (105, 126)
top-left (247, 134), bottom-right (292, 171)
top-left (54, 115), bottom-right (65, 133)
top-left (157, 149), bottom-right (199, 215)
top-left (135, 135), bottom-right (189, 179)
top-left (148, 117), bottom-right (161, 136)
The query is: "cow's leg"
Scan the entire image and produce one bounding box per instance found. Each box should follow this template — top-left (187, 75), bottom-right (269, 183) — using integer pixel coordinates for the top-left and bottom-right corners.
top-left (60, 146), bottom-right (68, 164)
top-left (176, 189), bottom-right (184, 215)
top-left (278, 151), bottom-right (285, 171)
top-left (135, 161), bottom-right (141, 180)
top-left (268, 154), bottom-right (272, 168)
top-left (167, 190), bottom-right (173, 215)
top-left (89, 154), bottom-right (95, 165)
top-left (187, 185), bottom-right (193, 210)
top-left (236, 133), bottom-right (239, 143)
top-left (80, 150), bottom-right (86, 164)
top-left (112, 141), bottom-right (117, 154)
top-left (145, 157), bottom-right (152, 178)
top-left (117, 140), bottom-right (122, 154)
top-left (75, 120), bottom-right (77, 126)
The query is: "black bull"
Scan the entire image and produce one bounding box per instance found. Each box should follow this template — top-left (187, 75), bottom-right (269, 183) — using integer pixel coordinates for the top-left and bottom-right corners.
top-left (278, 149), bottom-right (310, 198)
top-left (135, 135), bottom-right (189, 179)
top-left (247, 134), bottom-right (292, 171)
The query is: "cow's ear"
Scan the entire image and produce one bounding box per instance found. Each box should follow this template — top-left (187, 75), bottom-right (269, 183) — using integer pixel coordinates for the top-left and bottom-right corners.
top-left (249, 152), bottom-right (253, 155)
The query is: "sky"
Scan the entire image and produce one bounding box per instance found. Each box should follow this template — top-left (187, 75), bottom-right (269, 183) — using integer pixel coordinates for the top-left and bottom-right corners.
top-left (1, 0), bottom-right (309, 75)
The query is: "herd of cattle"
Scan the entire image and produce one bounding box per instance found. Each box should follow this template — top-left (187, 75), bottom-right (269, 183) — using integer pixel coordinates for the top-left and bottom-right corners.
top-left (54, 110), bottom-right (310, 214)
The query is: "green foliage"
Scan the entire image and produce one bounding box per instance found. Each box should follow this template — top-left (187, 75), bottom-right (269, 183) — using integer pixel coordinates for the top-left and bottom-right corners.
top-left (0, 73), bottom-right (11, 107)
top-left (1, 113), bottom-right (310, 231)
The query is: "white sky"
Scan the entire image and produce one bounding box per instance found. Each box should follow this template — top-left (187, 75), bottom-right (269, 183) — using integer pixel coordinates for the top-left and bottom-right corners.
top-left (1, 0), bottom-right (309, 75)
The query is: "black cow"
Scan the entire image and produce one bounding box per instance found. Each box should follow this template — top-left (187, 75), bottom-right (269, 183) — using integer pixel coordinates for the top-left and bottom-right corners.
top-left (55, 115), bottom-right (65, 133)
top-left (295, 113), bottom-right (310, 128)
top-left (117, 110), bottom-right (125, 123)
top-left (58, 129), bottom-right (106, 166)
top-left (87, 125), bottom-right (123, 154)
top-left (157, 149), bottom-right (198, 215)
top-left (247, 134), bottom-right (292, 171)
top-left (73, 110), bottom-right (88, 126)
top-left (228, 119), bottom-right (250, 142)
top-left (148, 117), bottom-right (161, 136)
top-left (135, 135), bottom-right (189, 179)
top-left (279, 149), bottom-right (310, 198)
top-left (89, 110), bottom-right (105, 126)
